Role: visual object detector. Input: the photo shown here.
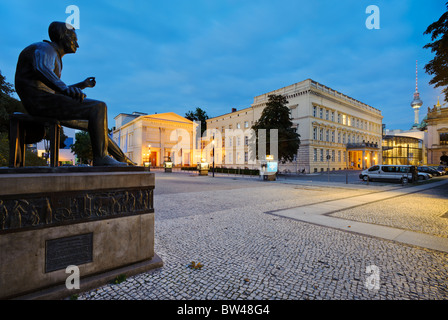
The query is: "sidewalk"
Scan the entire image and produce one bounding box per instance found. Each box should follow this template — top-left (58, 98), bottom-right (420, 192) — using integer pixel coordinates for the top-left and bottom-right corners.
top-left (268, 178), bottom-right (448, 253)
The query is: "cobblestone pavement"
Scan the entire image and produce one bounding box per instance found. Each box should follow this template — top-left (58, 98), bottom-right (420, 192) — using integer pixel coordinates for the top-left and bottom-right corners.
top-left (77, 172), bottom-right (448, 300)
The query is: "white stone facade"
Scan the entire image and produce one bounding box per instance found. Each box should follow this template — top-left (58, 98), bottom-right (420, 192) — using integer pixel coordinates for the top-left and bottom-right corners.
top-left (206, 79), bottom-right (383, 173)
top-left (112, 112), bottom-right (198, 166)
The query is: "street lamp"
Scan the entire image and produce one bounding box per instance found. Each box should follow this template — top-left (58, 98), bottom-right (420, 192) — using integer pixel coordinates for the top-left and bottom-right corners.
top-left (212, 136), bottom-right (215, 177)
top-left (144, 144), bottom-right (151, 171)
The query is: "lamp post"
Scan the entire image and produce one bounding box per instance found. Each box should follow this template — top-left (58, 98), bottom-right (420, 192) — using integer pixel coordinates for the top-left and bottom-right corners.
top-left (147, 144), bottom-right (151, 171)
top-left (212, 136), bottom-right (215, 177)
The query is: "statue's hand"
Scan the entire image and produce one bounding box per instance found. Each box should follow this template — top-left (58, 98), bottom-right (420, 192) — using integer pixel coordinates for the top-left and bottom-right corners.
top-left (84, 77), bottom-right (96, 88)
top-left (63, 86), bottom-right (86, 102)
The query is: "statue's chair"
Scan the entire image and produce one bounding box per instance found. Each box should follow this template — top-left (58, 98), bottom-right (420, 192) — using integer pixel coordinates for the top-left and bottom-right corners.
top-left (9, 112), bottom-right (61, 168)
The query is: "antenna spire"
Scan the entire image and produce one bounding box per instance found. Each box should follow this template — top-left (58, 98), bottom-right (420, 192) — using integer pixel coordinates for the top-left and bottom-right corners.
top-left (415, 60), bottom-right (418, 92)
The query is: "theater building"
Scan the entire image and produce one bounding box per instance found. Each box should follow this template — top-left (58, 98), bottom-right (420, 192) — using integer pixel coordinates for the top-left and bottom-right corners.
top-left (206, 79), bottom-right (383, 173)
top-left (112, 112), bottom-right (198, 167)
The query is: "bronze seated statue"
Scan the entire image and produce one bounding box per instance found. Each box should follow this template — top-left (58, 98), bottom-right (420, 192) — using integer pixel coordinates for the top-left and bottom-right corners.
top-left (14, 21), bottom-right (133, 166)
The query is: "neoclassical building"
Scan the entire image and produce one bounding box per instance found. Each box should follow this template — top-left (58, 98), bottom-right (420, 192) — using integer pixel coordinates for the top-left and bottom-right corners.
top-left (206, 79), bottom-right (383, 173)
top-left (426, 99), bottom-right (448, 164)
top-left (112, 112), bottom-right (198, 166)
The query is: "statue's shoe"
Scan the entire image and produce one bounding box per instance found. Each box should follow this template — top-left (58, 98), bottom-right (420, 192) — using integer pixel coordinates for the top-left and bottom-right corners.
top-left (93, 155), bottom-right (128, 167)
top-left (125, 157), bottom-right (137, 166)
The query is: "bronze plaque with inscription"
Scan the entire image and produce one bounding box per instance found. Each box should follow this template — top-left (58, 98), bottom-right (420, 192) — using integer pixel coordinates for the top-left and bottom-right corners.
top-left (45, 233), bottom-right (93, 273)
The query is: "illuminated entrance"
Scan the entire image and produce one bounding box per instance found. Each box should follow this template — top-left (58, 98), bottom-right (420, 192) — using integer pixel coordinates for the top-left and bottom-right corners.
top-left (347, 142), bottom-right (380, 170)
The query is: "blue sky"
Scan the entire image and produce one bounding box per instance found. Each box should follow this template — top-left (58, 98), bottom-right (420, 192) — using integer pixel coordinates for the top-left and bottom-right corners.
top-left (0, 0), bottom-right (446, 130)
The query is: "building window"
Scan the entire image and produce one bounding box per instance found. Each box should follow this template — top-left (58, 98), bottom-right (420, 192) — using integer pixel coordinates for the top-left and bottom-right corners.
top-left (331, 111), bottom-right (335, 122)
top-left (326, 129), bottom-right (329, 142)
top-left (338, 132), bottom-right (341, 143)
top-left (319, 108), bottom-right (323, 119)
top-left (244, 121), bottom-right (249, 128)
top-left (332, 150), bottom-right (335, 162)
top-left (313, 127), bottom-right (317, 140)
top-left (313, 106), bottom-right (317, 117)
top-left (331, 130), bottom-right (335, 142)
top-left (325, 110), bottom-right (329, 120)
top-left (244, 152), bottom-right (248, 162)
top-left (338, 150), bottom-right (341, 162)
top-left (440, 133), bottom-right (448, 145)
top-left (314, 148), bottom-right (318, 161)
top-left (338, 114), bottom-right (341, 123)
top-left (320, 149), bottom-right (324, 162)
top-left (236, 123), bottom-right (241, 129)
top-left (320, 128), bottom-right (324, 141)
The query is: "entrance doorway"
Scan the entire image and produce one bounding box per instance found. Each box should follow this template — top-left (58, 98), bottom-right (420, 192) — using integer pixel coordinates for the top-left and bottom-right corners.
top-left (348, 151), bottom-right (362, 169)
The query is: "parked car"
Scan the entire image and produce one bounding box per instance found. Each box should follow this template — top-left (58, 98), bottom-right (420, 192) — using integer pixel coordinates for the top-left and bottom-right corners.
top-left (428, 166), bottom-right (445, 175)
top-left (417, 172), bottom-right (432, 180)
top-left (417, 166), bottom-right (442, 176)
top-left (359, 165), bottom-right (417, 183)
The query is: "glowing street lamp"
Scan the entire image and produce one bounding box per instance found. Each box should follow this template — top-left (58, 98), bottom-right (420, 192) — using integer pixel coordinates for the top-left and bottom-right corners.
top-left (212, 137), bottom-right (215, 177)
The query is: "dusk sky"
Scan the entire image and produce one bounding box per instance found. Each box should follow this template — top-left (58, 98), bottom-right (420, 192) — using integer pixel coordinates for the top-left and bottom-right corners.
top-left (0, 1), bottom-right (446, 131)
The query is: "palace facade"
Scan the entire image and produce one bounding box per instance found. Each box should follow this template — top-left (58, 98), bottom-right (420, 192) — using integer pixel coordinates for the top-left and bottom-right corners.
top-left (206, 79), bottom-right (383, 173)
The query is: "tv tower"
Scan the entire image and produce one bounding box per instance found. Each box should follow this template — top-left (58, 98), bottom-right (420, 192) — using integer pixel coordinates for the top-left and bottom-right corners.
top-left (411, 60), bottom-right (423, 126)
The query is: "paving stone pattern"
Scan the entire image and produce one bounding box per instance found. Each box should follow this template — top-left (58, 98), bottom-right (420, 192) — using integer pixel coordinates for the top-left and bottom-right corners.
top-left (77, 173), bottom-right (448, 300)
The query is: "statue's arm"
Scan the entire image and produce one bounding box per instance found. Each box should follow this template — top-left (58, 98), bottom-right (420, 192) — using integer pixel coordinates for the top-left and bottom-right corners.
top-left (33, 49), bottom-right (68, 93)
top-left (33, 49), bottom-right (85, 101)
top-left (69, 77), bottom-right (96, 90)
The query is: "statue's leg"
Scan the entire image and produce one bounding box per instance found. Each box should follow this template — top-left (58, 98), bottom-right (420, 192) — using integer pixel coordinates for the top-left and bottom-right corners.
top-left (29, 94), bottom-right (127, 166)
top-left (60, 119), bottom-right (135, 165)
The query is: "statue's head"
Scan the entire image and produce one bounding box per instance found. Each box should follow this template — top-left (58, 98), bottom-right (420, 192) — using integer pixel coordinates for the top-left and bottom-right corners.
top-left (48, 21), bottom-right (78, 54)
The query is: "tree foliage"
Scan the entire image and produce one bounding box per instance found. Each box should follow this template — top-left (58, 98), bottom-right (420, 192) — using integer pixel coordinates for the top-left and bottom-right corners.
top-left (251, 94), bottom-right (300, 163)
top-left (423, 2), bottom-right (448, 103)
top-left (185, 107), bottom-right (209, 135)
top-left (70, 130), bottom-right (92, 164)
top-left (0, 70), bottom-right (27, 133)
top-left (0, 132), bottom-right (47, 167)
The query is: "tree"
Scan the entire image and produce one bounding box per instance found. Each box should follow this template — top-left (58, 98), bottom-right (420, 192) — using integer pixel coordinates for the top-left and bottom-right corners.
top-left (70, 131), bottom-right (92, 164)
top-left (423, 2), bottom-right (448, 103)
top-left (251, 94), bottom-right (300, 164)
top-left (185, 107), bottom-right (209, 135)
top-left (0, 71), bottom-right (48, 166)
top-left (0, 132), bottom-right (47, 167)
top-left (0, 70), bottom-right (26, 133)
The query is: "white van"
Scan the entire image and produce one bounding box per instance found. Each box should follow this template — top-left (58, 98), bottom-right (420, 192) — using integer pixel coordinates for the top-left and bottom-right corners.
top-left (359, 165), bottom-right (416, 183)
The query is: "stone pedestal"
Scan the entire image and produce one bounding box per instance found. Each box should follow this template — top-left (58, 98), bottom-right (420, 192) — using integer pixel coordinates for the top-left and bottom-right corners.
top-left (0, 167), bottom-right (162, 299)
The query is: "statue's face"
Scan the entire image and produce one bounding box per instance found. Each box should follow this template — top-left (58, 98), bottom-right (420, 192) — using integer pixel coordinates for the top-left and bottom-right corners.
top-left (61, 30), bottom-right (79, 54)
